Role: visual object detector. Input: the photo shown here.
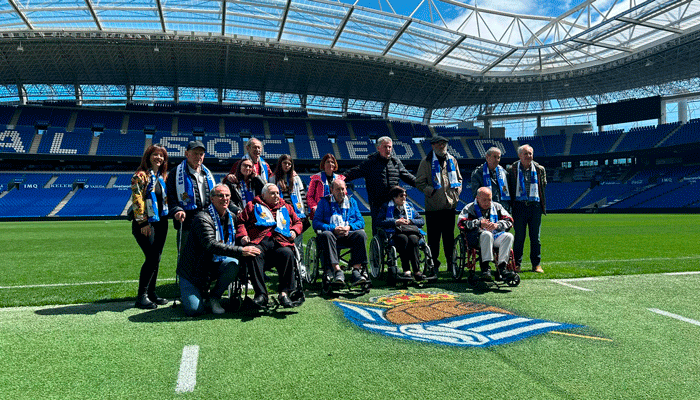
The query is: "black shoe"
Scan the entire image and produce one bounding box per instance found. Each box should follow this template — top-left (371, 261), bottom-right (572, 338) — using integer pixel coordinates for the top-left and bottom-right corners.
top-left (278, 294), bottom-right (294, 308)
top-left (148, 294), bottom-right (169, 306)
top-left (135, 294), bottom-right (157, 310)
top-left (252, 294), bottom-right (268, 308)
top-left (350, 269), bottom-right (366, 286)
top-left (480, 269), bottom-right (494, 282)
top-left (333, 270), bottom-right (345, 284)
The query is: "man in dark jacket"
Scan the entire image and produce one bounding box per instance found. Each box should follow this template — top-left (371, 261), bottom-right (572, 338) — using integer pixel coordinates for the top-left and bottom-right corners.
top-left (176, 184), bottom-right (261, 316)
top-left (343, 136), bottom-right (416, 232)
top-left (506, 144), bottom-right (547, 273)
top-left (167, 140), bottom-right (216, 261)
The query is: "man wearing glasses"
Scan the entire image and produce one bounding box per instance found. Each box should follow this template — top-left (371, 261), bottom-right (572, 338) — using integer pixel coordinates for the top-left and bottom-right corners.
top-left (176, 184), bottom-right (261, 316)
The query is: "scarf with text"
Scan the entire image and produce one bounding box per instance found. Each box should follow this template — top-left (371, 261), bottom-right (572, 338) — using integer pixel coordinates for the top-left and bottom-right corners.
top-left (254, 202), bottom-right (292, 237)
top-left (245, 154), bottom-right (270, 183)
top-left (175, 160), bottom-right (215, 210)
top-left (145, 170), bottom-right (169, 222)
top-left (515, 161), bottom-right (540, 202)
top-left (207, 203), bottom-right (234, 262)
top-left (482, 163), bottom-right (510, 201)
top-left (431, 152), bottom-right (460, 190)
top-left (475, 202), bottom-right (504, 239)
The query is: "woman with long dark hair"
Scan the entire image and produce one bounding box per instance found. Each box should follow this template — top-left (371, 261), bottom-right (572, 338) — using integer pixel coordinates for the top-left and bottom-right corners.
top-left (224, 158), bottom-right (265, 213)
top-left (307, 153), bottom-right (344, 219)
top-left (274, 155), bottom-right (310, 255)
top-left (130, 144), bottom-right (170, 309)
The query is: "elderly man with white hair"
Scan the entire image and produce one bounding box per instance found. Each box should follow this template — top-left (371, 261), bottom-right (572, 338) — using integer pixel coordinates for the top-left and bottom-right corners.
top-left (236, 183), bottom-right (304, 308)
top-left (457, 187), bottom-right (515, 282)
top-left (506, 144), bottom-right (547, 273)
top-left (343, 136), bottom-right (416, 233)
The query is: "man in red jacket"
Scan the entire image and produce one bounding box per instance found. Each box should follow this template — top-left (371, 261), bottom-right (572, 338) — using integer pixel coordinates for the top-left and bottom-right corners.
top-left (237, 183), bottom-right (303, 308)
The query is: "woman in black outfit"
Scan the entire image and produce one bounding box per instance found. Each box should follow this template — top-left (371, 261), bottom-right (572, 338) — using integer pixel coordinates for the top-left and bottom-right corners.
top-left (130, 144), bottom-right (170, 309)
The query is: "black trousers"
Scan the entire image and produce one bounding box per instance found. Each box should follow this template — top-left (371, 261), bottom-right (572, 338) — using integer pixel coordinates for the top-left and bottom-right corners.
top-left (132, 219), bottom-right (169, 295)
top-left (392, 233), bottom-right (421, 273)
top-left (244, 236), bottom-right (296, 297)
top-left (425, 208), bottom-right (456, 270)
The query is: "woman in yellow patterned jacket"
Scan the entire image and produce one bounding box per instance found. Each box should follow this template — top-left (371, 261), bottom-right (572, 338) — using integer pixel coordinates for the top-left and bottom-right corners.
top-left (130, 144), bottom-right (170, 309)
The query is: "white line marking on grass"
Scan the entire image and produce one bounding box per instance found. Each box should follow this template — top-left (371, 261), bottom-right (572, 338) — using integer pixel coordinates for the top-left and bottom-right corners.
top-left (175, 345), bottom-right (199, 394)
top-left (0, 278), bottom-right (176, 290)
top-left (546, 256), bottom-right (700, 265)
top-left (551, 280), bottom-right (593, 291)
top-left (664, 271), bottom-right (700, 276)
top-left (648, 309), bottom-right (700, 327)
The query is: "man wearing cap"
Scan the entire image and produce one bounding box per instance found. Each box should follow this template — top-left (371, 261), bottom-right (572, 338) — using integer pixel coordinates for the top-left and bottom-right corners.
top-left (167, 140), bottom-right (217, 258)
top-left (471, 147), bottom-right (511, 212)
top-left (416, 136), bottom-right (462, 275)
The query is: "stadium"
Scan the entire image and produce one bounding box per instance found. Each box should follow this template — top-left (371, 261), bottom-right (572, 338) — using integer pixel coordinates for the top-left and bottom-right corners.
top-left (2, 1), bottom-right (700, 399)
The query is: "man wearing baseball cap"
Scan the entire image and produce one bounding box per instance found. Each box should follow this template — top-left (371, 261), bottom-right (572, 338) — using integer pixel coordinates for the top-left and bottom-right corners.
top-left (167, 140), bottom-right (217, 259)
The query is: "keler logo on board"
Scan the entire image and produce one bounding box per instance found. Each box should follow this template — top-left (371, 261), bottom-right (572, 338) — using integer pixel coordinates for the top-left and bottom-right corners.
top-left (334, 292), bottom-right (581, 347)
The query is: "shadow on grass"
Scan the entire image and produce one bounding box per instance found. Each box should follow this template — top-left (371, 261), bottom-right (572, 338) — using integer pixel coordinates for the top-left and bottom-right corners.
top-left (35, 300), bottom-right (135, 316)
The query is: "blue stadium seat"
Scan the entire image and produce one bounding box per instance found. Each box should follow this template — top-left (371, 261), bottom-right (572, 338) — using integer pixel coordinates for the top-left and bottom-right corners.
top-left (467, 138), bottom-right (514, 159)
top-left (57, 188), bottom-right (131, 217)
top-left (96, 130), bottom-right (145, 156)
top-left (0, 187), bottom-right (69, 217)
top-left (37, 128), bottom-right (92, 155)
top-left (0, 125), bottom-right (35, 154)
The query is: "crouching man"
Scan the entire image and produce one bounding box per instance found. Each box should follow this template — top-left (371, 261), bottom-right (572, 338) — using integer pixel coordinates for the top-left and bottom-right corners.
top-left (457, 187), bottom-right (516, 282)
top-left (177, 184), bottom-right (261, 316)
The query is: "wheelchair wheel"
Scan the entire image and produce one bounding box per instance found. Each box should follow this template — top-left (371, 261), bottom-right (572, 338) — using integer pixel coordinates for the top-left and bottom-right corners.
top-left (304, 237), bottom-right (319, 285)
top-left (451, 235), bottom-right (465, 281)
top-left (506, 273), bottom-right (521, 287)
top-left (369, 236), bottom-right (384, 279)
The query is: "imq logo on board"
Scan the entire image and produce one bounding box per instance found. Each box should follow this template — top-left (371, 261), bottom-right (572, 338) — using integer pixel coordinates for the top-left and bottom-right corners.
top-left (334, 292), bottom-right (581, 347)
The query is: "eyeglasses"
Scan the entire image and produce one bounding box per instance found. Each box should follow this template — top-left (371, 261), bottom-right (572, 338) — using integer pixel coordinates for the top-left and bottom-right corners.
top-left (396, 193), bottom-right (407, 197)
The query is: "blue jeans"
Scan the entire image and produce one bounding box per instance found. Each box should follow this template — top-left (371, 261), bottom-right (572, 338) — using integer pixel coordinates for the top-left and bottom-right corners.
top-left (178, 257), bottom-right (239, 317)
top-left (512, 202), bottom-right (542, 268)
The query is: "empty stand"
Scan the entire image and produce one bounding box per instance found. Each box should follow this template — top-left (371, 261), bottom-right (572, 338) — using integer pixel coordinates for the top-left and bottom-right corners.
top-left (36, 127), bottom-right (92, 155)
top-left (96, 130), bottom-right (146, 157)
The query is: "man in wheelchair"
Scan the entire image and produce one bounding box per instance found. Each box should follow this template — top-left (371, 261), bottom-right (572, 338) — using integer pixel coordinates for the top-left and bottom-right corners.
top-left (236, 183), bottom-right (304, 308)
top-left (312, 179), bottom-right (369, 288)
top-left (457, 187), bottom-right (516, 282)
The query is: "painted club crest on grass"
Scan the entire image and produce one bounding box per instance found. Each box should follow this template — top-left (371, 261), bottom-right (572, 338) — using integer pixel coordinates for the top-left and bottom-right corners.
top-left (334, 292), bottom-right (580, 347)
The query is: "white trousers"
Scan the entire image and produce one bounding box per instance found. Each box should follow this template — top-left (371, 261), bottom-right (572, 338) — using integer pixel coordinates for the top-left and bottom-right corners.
top-left (479, 231), bottom-right (514, 265)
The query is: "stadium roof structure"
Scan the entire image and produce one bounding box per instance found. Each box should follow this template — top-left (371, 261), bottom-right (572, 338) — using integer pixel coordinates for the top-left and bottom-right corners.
top-left (0, 0), bottom-right (699, 121)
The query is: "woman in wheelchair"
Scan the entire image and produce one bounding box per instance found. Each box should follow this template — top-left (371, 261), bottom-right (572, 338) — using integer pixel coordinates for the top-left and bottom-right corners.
top-left (377, 186), bottom-right (427, 281)
top-left (457, 187), bottom-right (516, 282)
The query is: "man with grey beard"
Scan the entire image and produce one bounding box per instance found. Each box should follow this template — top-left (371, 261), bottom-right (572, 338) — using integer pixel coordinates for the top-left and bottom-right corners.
top-left (415, 136), bottom-right (463, 276)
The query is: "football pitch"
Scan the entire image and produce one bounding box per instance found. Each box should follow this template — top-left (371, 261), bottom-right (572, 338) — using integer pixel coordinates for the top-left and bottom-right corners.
top-left (1, 214), bottom-right (700, 399)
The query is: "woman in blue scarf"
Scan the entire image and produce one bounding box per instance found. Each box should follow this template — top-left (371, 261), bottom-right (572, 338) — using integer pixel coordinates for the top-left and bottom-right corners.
top-left (377, 186), bottom-right (426, 281)
top-left (130, 144), bottom-right (170, 309)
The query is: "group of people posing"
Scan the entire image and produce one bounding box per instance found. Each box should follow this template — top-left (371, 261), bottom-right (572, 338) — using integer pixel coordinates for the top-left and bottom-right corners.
top-left (129, 135), bottom-right (547, 316)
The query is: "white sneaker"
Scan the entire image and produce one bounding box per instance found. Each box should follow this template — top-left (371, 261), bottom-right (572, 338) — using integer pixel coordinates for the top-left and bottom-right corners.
top-left (210, 298), bottom-right (225, 315)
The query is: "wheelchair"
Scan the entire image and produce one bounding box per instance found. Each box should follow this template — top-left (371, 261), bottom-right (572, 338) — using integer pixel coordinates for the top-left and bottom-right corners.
top-left (227, 245), bottom-right (306, 312)
top-left (304, 231), bottom-right (371, 295)
top-left (368, 227), bottom-right (436, 287)
top-left (451, 230), bottom-right (520, 289)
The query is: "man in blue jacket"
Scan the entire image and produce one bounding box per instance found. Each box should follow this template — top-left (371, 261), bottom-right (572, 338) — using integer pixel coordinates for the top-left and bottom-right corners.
top-left (312, 179), bottom-right (368, 286)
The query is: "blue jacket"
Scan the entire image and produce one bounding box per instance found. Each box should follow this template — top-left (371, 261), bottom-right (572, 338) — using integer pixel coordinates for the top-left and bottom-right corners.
top-left (312, 195), bottom-right (365, 232)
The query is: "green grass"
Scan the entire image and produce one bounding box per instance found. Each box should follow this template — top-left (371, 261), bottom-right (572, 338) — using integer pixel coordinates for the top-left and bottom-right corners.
top-left (1, 215), bottom-right (700, 399)
top-left (1, 214), bottom-right (699, 307)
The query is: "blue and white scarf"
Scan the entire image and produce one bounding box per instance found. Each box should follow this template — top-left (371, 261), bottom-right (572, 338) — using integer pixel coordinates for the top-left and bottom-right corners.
top-left (385, 200), bottom-right (425, 236)
top-left (285, 174), bottom-right (306, 219)
top-left (482, 163), bottom-right (510, 201)
top-left (431, 152), bottom-right (460, 190)
top-left (240, 180), bottom-right (256, 204)
top-left (207, 203), bottom-right (234, 262)
top-left (515, 161), bottom-right (540, 202)
top-left (321, 172), bottom-right (336, 197)
top-left (145, 170), bottom-right (169, 223)
top-left (254, 202), bottom-right (292, 237)
top-left (246, 154), bottom-right (270, 183)
top-left (328, 195), bottom-right (350, 228)
top-left (175, 160), bottom-right (216, 210)
top-left (475, 202), bottom-right (503, 239)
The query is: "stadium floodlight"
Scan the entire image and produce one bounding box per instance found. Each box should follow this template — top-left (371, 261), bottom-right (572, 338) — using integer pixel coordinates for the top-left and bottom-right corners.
top-left (16, 43), bottom-right (23, 52)
top-left (154, 45), bottom-right (159, 52)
